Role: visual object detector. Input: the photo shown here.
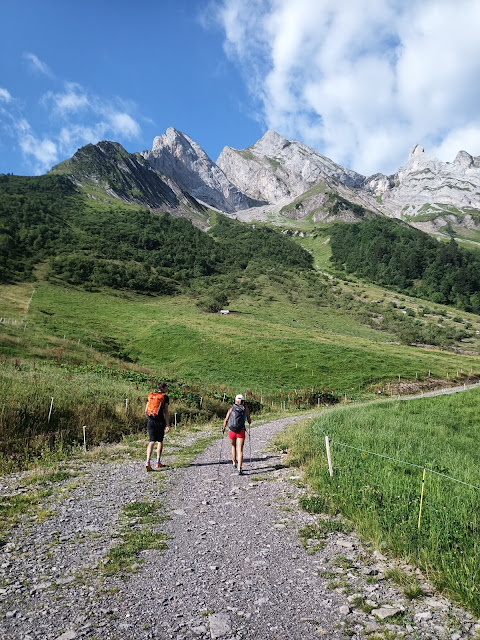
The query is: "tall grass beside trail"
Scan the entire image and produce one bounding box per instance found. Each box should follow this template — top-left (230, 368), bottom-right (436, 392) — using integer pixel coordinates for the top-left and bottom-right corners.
top-left (0, 362), bottom-right (233, 474)
top-left (277, 389), bottom-right (480, 615)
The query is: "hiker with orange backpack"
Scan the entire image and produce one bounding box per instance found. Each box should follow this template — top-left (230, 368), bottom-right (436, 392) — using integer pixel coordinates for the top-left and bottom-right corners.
top-left (222, 394), bottom-right (251, 475)
top-left (145, 382), bottom-right (170, 471)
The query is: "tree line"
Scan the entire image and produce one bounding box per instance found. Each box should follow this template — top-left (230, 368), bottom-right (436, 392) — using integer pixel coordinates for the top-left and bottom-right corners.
top-left (0, 174), bottom-right (313, 296)
top-left (329, 218), bottom-right (480, 313)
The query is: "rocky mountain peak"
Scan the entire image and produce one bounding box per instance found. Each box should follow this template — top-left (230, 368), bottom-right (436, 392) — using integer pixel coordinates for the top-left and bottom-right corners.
top-left (373, 143), bottom-right (480, 220)
top-left (144, 129), bottom-right (262, 213)
top-left (410, 144), bottom-right (425, 157)
top-left (152, 127), bottom-right (206, 163)
top-left (217, 130), bottom-right (365, 204)
top-left (454, 150), bottom-right (474, 168)
top-left (50, 139), bottom-right (187, 211)
top-left (250, 130), bottom-right (291, 155)
top-left (50, 127), bottom-right (480, 239)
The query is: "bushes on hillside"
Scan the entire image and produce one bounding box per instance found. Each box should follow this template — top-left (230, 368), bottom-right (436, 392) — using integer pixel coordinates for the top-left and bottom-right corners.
top-left (0, 174), bottom-right (315, 296)
top-left (330, 218), bottom-right (480, 313)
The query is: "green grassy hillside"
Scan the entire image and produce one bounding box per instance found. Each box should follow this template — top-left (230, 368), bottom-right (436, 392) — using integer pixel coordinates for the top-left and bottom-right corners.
top-left (3, 171), bottom-right (480, 477)
top-left (5, 278), bottom-right (480, 393)
top-left (277, 389), bottom-right (480, 614)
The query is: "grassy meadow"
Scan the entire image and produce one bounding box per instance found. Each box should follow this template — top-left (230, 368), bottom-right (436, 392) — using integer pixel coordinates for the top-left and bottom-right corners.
top-left (0, 358), bottom-right (238, 473)
top-left (276, 389), bottom-right (480, 614)
top-left (2, 210), bottom-right (480, 614)
top-left (3, 270), bottom-right (480, 473)
top-left (9, 278), bottom-right (480, 393)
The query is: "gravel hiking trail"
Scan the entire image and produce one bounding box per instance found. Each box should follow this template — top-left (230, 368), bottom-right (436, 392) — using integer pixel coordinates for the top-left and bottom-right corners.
top-left (0, 414), bottom-right (477, 640)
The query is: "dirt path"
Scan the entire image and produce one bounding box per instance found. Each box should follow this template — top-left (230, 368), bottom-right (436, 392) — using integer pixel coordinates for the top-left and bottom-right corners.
top-left (0, 414), bottom-right (477, 640)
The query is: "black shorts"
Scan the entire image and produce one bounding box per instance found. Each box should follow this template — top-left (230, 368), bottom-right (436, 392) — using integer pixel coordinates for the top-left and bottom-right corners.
top-left (147, 417), bottom-right (165, 443)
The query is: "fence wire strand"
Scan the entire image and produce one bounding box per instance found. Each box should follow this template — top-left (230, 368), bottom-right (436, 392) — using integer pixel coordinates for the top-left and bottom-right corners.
top-left (328, 438), bottom-right (480, 492)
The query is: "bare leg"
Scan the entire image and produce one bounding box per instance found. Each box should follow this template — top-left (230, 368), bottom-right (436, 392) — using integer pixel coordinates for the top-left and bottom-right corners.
top-left (236, 437), bottom-right (245, 470)
top-left (146, 441), bottom-right (155, 461)
top-left (231, 441), bottom-right (237, 465)
top-left (156, 441), bottom-right (163, 460)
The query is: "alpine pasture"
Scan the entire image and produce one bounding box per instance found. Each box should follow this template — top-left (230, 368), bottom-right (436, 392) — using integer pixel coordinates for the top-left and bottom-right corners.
top-left (2, 193), bottom-right (480, 613)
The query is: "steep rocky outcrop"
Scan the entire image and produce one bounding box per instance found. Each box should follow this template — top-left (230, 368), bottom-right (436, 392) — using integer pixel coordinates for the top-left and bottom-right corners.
top-left (217, 130), bottom-right (365, 205)
top-left (142, 128), bottom-right (264, 213)
top-left (50, 140), bottom-right (210, 227)
top-left (218, 131), bottom-right (480, 232)
top-left (52, 141), bottom-right (178, 207)
top-left (364, 144), bottom-right (480, 219)
top-left (49, 129), bottom-right (480, 238)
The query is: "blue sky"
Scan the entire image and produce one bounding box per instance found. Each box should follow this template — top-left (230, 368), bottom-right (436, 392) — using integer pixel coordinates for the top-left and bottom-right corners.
top-left (0, 1), bottom-right (263, 176)
top-left (2, 0), bottom-right (480, 177)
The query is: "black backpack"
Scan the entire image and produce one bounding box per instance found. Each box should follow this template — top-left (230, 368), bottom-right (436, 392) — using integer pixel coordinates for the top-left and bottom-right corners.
top-left (228, 404), bottom-right (245, 433)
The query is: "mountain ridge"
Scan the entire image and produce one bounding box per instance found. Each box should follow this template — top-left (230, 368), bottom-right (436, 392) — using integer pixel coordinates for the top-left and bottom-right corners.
top-left (48, 127), bottom-right (480, 240)
top-left (141, 127), bottom-right (265, 213)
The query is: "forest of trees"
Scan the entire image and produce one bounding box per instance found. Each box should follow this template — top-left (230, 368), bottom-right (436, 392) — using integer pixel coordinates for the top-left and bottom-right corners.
top-left (329, 218), bottom-right (480, 312)
top-left (4, 173), bottom-right (480, 315)
top-left (0, 174), bottom-right (313, 297)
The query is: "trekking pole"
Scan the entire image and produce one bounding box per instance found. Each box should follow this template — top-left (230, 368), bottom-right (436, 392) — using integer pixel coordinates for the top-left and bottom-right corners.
top-left (248, 424), bottom-right (252, 464)
top-left (218, 428), bottom-right (225, 477)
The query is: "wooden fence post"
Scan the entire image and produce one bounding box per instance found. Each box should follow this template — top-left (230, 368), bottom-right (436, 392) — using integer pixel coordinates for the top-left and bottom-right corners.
top-left (47, 397), bottom-right (54, 423)
top-left (325, 436), bottom-right (333, 477)
top-left (418, 468), bottom-right (426, 530)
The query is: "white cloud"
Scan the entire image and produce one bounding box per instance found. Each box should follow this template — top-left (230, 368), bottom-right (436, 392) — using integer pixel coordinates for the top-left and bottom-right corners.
top-left (0, 88), bottom-right (12, 103)
top-left (42, 82), bottom-right (141, 142)
top-left (433, 125), bottom-right (480, 163)
top-left (23, 52), bottom-right (53, 77)
top-left (107, 112), bottom-right (141, 139)
top-left (58, 124), bottom-right (106, 151)
top-left (30, 82), bottom-right (142, 163)
top-left (44, 83), bottom-right (90, 113)
top-left (214, 0), bottom-right (480, 175)
top-left (18, 129), bottom-right (58, 174)
top-left (0, 61), bottom-right (143, 173)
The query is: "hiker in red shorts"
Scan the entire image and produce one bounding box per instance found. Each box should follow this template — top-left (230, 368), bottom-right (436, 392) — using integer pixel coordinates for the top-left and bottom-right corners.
top-left (222, 394), bottom-right (251, 475)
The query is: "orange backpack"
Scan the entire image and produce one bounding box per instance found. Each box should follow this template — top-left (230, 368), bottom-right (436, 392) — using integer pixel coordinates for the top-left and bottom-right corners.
top-left (146, 392), bottom-right (165, 418)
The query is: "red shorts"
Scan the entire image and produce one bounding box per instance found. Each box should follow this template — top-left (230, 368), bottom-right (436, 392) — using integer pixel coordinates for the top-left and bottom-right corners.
top-left (229, 429), bottom-right (246, 440)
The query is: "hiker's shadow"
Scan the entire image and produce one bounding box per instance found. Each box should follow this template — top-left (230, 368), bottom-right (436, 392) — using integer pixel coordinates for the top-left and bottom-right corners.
top-left (190, 454), bottom-right (287, 475)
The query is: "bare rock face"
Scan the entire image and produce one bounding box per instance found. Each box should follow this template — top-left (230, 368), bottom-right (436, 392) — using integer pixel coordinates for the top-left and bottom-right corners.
top-left (53, 127), bottom-right (480, 235)
top-left (142, 128), bottom-right (262, 213)
top-left (217, 130), bottom-right (365, 205)
top-left (221, 132), bottom-right (480, 226)
top-left (454, 150), bottom-right (474, 169)
top-left (370, 144), bottom-right (480, 218)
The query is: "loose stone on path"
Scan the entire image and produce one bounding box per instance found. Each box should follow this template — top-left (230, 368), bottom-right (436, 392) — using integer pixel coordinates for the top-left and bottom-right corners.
top-left (208, 612), bottom-right (231, 638)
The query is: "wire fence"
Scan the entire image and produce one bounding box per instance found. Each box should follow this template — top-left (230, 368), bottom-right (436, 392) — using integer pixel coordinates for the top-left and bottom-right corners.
top-left (327, 437), bottom-right (480, 492)
top-left (320, 425), bottom-right (480, 542)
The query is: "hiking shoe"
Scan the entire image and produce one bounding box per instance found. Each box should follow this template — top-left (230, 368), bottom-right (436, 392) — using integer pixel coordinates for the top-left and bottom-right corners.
top-left (156, 461), bottom-right (165, 469)
top-left (232, 462), bottom-right (237, 469)
top-left (238, 468), bottom-right (243, 476)
top-left (145, 461), bottom-right (152, 472)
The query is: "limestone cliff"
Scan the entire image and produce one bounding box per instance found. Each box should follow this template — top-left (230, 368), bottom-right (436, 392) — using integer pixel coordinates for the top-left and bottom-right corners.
top-left (142, 128), bottom-right (264, 213)
top-left (217, 130), bottom-right (365, 205)
top-left (50, 129), bottom-right (480, 239)
top-left (366, 145), bottom-right (480, 219)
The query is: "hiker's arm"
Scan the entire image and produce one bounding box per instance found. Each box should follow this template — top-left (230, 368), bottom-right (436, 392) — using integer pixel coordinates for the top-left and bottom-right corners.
top-left (245, 407), bottom-right (251, 425)
top-left (223, 408), bottom-right (231, 431)
top-left (164, 404), bottom-right (170, 431)
top-left (144, 403), bottom-right (149, 417)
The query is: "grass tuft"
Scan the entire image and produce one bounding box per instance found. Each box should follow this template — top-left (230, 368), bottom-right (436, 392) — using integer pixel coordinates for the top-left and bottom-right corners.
top-left (102, 499), bottom-right (169, 577)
